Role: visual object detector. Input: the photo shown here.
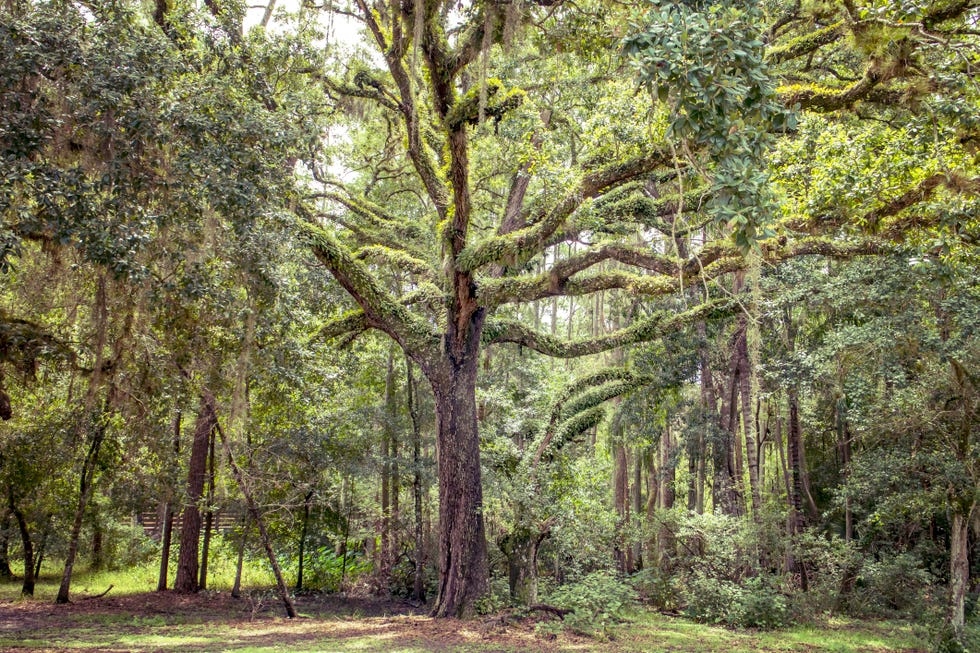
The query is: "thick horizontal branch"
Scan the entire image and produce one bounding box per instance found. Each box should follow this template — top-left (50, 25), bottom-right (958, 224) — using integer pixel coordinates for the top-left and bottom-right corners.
top-left (314, 282), bottom-right (446, 343)
top-left (484, 298), bottom-right (735, 358)
top-left (780, 67), bottom-right (884, 112)
top-left (766, 21), bottom-right (845, 64)
top-left (354, 245), bottom-right (435, 278)
top-left (297, 215), bottom-right (439, 363)
top-left (315, 311), bottom-right (368, 341)
top-left (456, 149), bottom-right (671, 272)
top-left (783, 173), bottom-right (980, 233)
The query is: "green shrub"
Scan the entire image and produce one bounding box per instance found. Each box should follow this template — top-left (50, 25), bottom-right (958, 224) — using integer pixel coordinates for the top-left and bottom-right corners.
top-left (734, 577), bottom-right (789, 629)
top-left (683, 572), bottom-right (788, 629)
top-left (683, 571), bottom-right (743, 625)
top-left (630, 567), bottom-right (682, 611)
top-left (546, 570), bottom-right (637, 635)
top-left (850, 552), bottom-right (937, 617)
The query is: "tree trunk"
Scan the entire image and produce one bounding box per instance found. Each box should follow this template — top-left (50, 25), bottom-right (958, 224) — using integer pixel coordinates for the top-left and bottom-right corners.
top-left (174, 396), bottom-right (216, 593)
top-left (9, 491), bottom-right (33, 596)
top-left (158, 410), bottom-right (181, 592)
top-left (379, 347), bottom-right (397, 593)
top-left (56, 414), bottom-right (107, 604)
top-left (715, 334), bottom-right (741, 516)
top-left (949, 504), bottom-right (974, 636)
top-left (198, 425), bottom-right (217, 590)
top-left (428, 329), bottom-right (489, 618)
top-left (211, 394), bottom-right (296, 618)
top-left (613, 438), bottom-right (631, 574)
top-left (0, 512), bottom-right (11, 580)
top-left (736, 320), bottom-right (761, 516)
top-left (503, 528), bottom-right (543, 605)
top-left (296, 490), bottom-right (313, 592)
top-left (406, 356), bottom-right (426, 602)
top-left (231, 513), bottom-right (249, 599)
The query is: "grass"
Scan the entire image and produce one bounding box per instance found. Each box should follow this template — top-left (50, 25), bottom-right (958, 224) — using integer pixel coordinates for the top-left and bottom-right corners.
top-left (0, 564), bottom-right (973, 652)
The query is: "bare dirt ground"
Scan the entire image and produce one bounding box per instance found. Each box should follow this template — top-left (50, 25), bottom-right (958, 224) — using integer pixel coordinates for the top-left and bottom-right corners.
top-left (0, 591), bottom-right (576, 652)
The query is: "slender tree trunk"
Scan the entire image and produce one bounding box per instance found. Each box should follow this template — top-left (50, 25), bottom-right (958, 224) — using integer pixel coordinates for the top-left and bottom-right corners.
top-left (174, 396), bottom-right (216, 593)
top-left (736, 320), bottom-right (761, 515)
top-left (296, 490), bottom-right (313, 592)
top-left (0, 512), bottom-right (11, 580)
top-left (613, 439), bottom-right (631, 574)
top-left (715, 332), bottom-right (742, 516)
top-left (949, 504), bottom-right (974, 636)
top-left (210, 394), bottom-right (295, 618)
top-left (90, 516), bottom-right (103, 571)
top-left (56, 415), bottom-right (107, 604)
top-left (428, 327), bottom-right (490, 618)
top-left (158, 410), bottom-right (181, 592)
top-left (231, 513), bottom-right (249, 599)
top-left (633, 448), bottom-right (643, 568)
top-left (34, 528), bottom-right (46, 580)
top-left (406, 356), bottom-right (426, 602)
top-left (379, 348), bottom-right (397, 592)
top-left (9, 491), bottom-right (33, 596)
top-left (198, 425), bottom-right (217, 590)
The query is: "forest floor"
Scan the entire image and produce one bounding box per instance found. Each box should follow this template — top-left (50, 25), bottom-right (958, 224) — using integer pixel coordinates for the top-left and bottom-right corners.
top-left (0, 587), bottom-right (945, 653)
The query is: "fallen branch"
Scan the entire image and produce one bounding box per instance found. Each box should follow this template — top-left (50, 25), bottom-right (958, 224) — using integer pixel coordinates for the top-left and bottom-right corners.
top-left (82, 584), bottom-right (114, 599)
top-left (528, 604), bottom-right (571, 619)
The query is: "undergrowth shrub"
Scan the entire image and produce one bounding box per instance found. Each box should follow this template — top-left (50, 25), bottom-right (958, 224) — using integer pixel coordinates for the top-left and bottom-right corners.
top-left (545, 570), bottom-right (637, 635)
top-left (850, 552), bottom-right (937, 617)
top-left (683, 572), bottom-right (788, 629)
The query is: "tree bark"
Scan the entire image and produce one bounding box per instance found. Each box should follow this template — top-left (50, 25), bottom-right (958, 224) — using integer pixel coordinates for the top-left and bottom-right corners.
top-left (158, 410), bottom-right (181, 592)
top-left (949, 505), bottom-right (974, 636)
top-left (56, 413), bottom-right (107, 604)
top-left (428, 317), bottom-right (489, 618)
top-left (174, 396), bottom-right (216, 593)
top-left (8, 491), bottom-right (33, 596)
top-left (296, 490), bottom-right (313, 592)
top-left (198, 424), bottom-right (217, 590)
top-left (406, 356), bottom-right (426, 602)
top-left (0, 511), bottom-right (11, 580)
top-left (211, 394), bottom-right (296, 618)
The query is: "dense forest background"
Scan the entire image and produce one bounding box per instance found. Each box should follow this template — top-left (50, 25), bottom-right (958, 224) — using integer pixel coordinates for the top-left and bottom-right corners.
top-left (0, 0), bottom-right (977, 648)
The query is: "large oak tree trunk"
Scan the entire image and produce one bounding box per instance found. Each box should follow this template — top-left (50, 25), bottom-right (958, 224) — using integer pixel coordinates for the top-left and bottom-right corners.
top-left (428, 317), bottom-right (489, 618)
top-left (174, 396), bottom-right (216, 593)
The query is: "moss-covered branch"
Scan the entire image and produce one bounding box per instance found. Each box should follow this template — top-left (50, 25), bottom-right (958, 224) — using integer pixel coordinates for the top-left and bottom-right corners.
top-left (766, 21), bottom-right (844, 64)
top-left (456, 149), bottom-right (672, 272)
top-left (354, 245), bottom-right (435, 278)
top-left (314, 191), bottom-right (427, 254)
top-left (297, 215), bottom-right (440, 363)
top-left (783, 174), bottom-right (980, 234)
top-left (780, 67), bottom-right (884, 112)
top-left (484, 298), bottom-right (736, 358)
